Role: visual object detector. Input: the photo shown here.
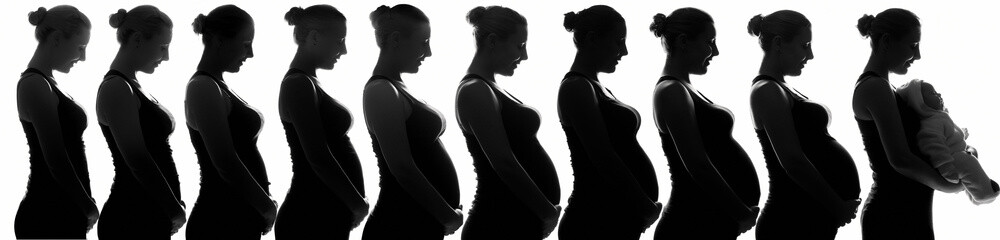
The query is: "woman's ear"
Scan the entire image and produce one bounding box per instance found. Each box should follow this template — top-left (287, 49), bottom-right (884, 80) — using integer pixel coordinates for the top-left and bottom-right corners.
top-left (583, 30), bottom-right (597, 47)
top-left (770, 35), bottom-right (783, 53)
top-left (129, 32), bottom-right (143, 48)
top-left (387, 31), bottom-right (401, 49)
top-left (877, 33), bottom-right (892, 53)
top-left (48, 31), bottom-right (64, 46)
top-left (486, 32), bottom-right (498, 50)
top-left (674, 33), bottom-right (688, 51)
top-left (306, 29), bottom-right (320, 47)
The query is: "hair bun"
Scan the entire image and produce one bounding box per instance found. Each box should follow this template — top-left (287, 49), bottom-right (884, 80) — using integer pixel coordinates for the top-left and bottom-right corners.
top-left (857, 14), bottom-right (875, 37)
top-left (467, 6), bottom-right (486, 25)
top-left (192, 14), bottom-right (207, 34)
top-left (649, 13), bottom-right (667, 37)
top-left (747, 14), bottom-right (764, 36)
top-left (285, 7), bottom-right (304, 26)
top-left (28, 7), bottom-right (47, 26)
top-left (370, 5), bottom-right (391, 28)
top-left (563, 12), bottom-right (578, 32)
top-left (109, 9), bottom-right (127, 28)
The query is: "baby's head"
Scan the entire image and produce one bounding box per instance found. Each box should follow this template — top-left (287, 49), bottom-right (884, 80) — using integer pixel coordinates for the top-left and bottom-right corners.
top-left (920, 81), bottom-right (944, 111)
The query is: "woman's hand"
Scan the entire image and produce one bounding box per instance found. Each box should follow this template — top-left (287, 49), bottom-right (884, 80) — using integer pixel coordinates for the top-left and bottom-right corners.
top-left (443, 208), bottom-right (464, 235)
top-left (641, 201), bottom-right (663, 230)
top-left (541, 205), bottom-right (562, 238)
top-left (736, 206), bottom-right (760, 234)
top-left (261, 199), bottom-right (278, 235)
top-left (836, 198), bottom-right (862, 227)
top-left (350, 198), bottom-right (371, 229)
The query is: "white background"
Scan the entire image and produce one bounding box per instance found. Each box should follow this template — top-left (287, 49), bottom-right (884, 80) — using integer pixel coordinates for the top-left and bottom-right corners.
top-left (2, 0), bottom-right (998, 239)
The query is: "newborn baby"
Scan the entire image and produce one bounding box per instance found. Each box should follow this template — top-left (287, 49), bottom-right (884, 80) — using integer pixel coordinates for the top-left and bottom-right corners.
top-left (898, 79), bottom-right (998, 204)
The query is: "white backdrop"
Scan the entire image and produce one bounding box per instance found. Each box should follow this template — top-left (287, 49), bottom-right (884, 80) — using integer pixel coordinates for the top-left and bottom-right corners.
top-left (2, 0), bottom-right (998, 239)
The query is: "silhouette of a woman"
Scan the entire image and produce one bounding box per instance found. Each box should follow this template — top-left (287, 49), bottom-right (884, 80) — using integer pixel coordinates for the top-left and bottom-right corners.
top-left (557, 5), bottom-right (661, 240)
top-left (185, 5), bottom-right (277, 240)
top-left (96, 5), bottom-right (186, 239)
top-left (361, 4), bottom-right (462, 240)
top-left (15, 5), bottom-right (96, 239)
top-left (456, 6), bottom-right (561, 240)
top-left (275, 5), bottom-right (368, 240)
top-left (649, 8), bottom-right (760, 240)
top-left (852, 9), bottom-right (964, 240)
top-left (747, 10), bottom-right (861, 240)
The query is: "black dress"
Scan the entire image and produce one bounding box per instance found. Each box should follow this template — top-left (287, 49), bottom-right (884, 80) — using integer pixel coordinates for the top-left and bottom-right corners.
top-left (97, 70), bottom-right (183, 239)
top-left (362, 76), bottom-right (460, 240)
top-left (654, 76), bottom-right (760, 240)
top-left (276, 69), bottom-right (365, 239)
top-left (558, 72), bottom-right (659, 240)
top-left (15, 68), bottom-right (93, 239)
top-left (855, 71), bottom-right (935, 240)
top-left (186, 71), bottom-right (271, 240)
top-left (458, 74), bottom-right (561, 240)
top-left (752, 75), bottom-right (860, 240)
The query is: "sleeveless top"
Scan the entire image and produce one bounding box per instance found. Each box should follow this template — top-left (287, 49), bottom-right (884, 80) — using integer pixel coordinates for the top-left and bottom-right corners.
top-left (188, 71), bottom-right (270, 197)
top-left (560, 72), bottom-right (659, 211)
top-left (752, 75), bottom-right (860, 213)
top-left (367, 75), bottom-right (460, 209)
top-left (657, 76), bottom-right (759, 210)
top-left (99, 70), bottom-right (182, 205)
top-left (854, 71), bottom-right (934, 233)
top-left (20, 68), bottom-right (92, 203)
top-left (281, 68), bottom-right (365, 198)
top-left (460, 74), bottom-right (561, 216)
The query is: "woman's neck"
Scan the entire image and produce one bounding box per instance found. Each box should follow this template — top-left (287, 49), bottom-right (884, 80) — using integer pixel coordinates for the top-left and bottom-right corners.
top-left (758, 54), bottom-right (785, 82)
top-left (289, 50), bottom-right (318, 78)
top-left (110, 50), bottom-right (139, 80)
top-left (863, 53), bottom-right (891, 78)
top-left (27, 45), bottom-right (55, 79)
top-left (663, 55), bottom-right (690, 83)
top-left (196, 49), bottom-right (225, 81)
top-left (569, 51), bottom-right (599, 81)
top-left (372, 53), bottom-right (403, 82)
top-left (466, 50), bottom-right (496, 82)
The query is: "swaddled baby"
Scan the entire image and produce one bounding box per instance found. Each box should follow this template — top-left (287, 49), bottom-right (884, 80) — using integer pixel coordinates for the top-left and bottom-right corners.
top-left (898, 79), bottom-right (998, 204)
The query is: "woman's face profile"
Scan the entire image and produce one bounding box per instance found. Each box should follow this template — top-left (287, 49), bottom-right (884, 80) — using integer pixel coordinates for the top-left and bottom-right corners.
top-left (783, 28), bottom-right (813, 77)
top-left (401, 22), bottom-right (432, 74)
top-left (495, 25), bottom-right (528, 77)
top-left (54, 29), bottom-right (91, 73)
top-left (221, 25), bottom-right (255, 73)
top-left (598, 23), bottom-right (627, 74)
top-left (690, 24), bottom-right (718, 75)
top-left (318, 23), bottom-right (348, 70)
top-left (138, 27), bottom-right (173, 74)
top-left (888, 28), bottom-right (921, 75)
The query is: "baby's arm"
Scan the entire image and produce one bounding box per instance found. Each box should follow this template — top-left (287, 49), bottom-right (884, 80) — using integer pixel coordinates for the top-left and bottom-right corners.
top-left (917, 116), bottom-right (961, 183)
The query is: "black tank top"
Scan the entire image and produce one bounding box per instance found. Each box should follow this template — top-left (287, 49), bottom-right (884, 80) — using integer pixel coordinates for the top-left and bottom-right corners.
top-left (460, 74), bottom-right (561, 215)
top-left (753, 75), bottom-right (860, 212)
top-left (658, 76), bottom-right (760, 209)
top-left (855, 71), bottom-right (934, 237)
top-left (99, 70), bottom-right (182, 203)
top-left (368, 75), bottom-right (460, 208)
top-left (188, 71), bottom-right (270, 196)
top-left (560, 72), bottom-right (659, 211)
top-left (20, 68), bottom-right (92, 204)
top-left (281, 68), bottom-right (365, 198)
